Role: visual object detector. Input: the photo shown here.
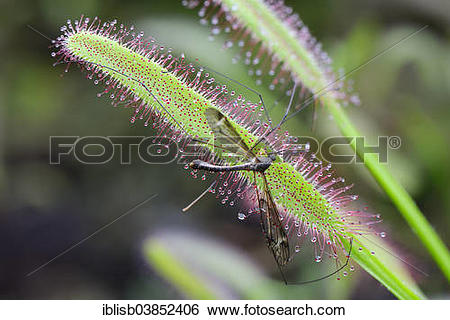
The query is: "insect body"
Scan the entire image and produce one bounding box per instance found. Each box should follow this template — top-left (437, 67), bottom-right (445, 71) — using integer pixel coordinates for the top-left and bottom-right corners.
top-left (190, 107), bottom-right (291, 271)
top-left (190, 107), bottom-right (354, 284)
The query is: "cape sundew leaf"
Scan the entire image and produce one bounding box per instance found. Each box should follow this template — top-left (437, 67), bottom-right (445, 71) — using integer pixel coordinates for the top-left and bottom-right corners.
top-left (52, 17), bottom-right (424, 299)
top-left (184, 0), bottom-right (358, 105)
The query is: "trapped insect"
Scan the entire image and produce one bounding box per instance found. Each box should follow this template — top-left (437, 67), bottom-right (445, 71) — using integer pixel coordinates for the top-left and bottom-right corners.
top-left (188, 106), bottom-right (353, 283)
top-left (51, 16), bottom-right (383, 283)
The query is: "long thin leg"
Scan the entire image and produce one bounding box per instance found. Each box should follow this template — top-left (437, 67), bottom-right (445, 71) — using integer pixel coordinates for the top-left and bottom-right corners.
top-left (57, 61), bottom-right (281, 158)
top-left (287, 238), bottom-right (354, 285)
top-left (250, 81), bottom-right (298, 152)
top-left (162, 63), bottom-right (272, 126)
top-left (359, 235), bottom-right (428, 276)
top-left (311, 99), bottom-right (318, 132)
top-left (277, 82), bottom-right (297, 130)
top-left (268, 86), bottom-right (296, 116)
top-left (182, 181), bottom-right (217, 212)
top-left (267, 26), bottom-right (430, 128)
top-left (69, 61), bottom-right (244, 156)
top-left (283, 93), bottom-right (317, 125)
top-left (200, 65), bottom-right (273, 126)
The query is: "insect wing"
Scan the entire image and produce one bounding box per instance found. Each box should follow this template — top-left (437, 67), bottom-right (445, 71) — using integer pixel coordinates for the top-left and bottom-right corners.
top-left (205, 108), bottom-right (256, 160)
top-left (259, 176), bottom-right (290, 267)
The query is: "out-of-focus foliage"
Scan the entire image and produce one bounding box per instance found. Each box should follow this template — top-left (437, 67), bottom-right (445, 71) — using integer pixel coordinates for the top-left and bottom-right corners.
top-left (0, 0), bottom-right (448, 299)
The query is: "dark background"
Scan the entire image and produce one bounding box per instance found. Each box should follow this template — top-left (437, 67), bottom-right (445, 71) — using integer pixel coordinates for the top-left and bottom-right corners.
top-left (0, 0), bottom-right (449, 299)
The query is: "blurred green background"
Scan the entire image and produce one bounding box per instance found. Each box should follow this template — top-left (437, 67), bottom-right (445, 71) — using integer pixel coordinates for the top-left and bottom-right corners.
top-left (0, 0), bottom-right (449, 299)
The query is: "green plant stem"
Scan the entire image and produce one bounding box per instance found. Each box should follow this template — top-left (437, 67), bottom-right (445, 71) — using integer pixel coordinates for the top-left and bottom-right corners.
top-left (324, 96), bottom-right (450, 282)
top-left (342, 236), bottom-right (424, 299)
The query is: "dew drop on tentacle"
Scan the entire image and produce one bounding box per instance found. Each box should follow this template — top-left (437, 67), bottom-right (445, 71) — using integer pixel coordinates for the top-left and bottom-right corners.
top-left (238, 212), bottom-right (246, 220)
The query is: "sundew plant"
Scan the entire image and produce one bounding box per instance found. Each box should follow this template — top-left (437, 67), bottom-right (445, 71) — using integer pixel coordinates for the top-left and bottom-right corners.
top-left (183, 0), bottom-right (450, 286)
top-left (48, 1), bottom-right (447, 300)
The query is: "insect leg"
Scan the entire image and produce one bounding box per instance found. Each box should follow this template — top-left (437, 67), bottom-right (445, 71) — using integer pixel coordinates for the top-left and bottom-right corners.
top-left (287, 237), bottom-right (354, 285)
top-left (63, 61), bottom-right (241, 155)
top-left (182, 181), bottom-right (217, 212)
top-left (199, 65), bottom-right (273, 126)
top-left (250, 81), bottom-right (298, 152)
